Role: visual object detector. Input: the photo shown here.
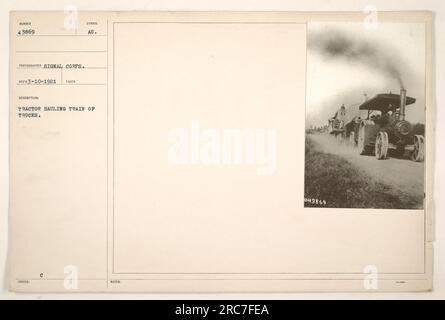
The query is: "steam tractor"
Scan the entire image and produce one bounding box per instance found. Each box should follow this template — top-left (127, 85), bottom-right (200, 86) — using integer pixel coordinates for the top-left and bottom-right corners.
top-left (348, 89), bottom-right (424, 162)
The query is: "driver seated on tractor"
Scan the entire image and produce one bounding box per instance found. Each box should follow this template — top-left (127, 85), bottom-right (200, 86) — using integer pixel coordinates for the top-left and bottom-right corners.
top-left (374, 104), bottom-right (396, 126)
top-left (370, 113), bottom-right (380, 121)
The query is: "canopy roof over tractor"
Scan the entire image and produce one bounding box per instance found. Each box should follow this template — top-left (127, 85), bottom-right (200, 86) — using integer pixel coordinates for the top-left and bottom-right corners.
top-left (358, 93), bottom-right (416, 111)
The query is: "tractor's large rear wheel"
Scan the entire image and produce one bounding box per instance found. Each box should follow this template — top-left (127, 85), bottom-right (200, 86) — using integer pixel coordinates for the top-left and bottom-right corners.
top-left (412, 135), bottom-right (425, 162)
top-left (357, 121), bottom-right (377, 155)
top-left (357, 124), bottom-right (370, 155)
top-left (375, 131), bottom-right (389, 160)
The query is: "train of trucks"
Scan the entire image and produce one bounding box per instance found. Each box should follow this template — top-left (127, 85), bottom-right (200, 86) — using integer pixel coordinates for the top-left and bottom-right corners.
top-left (327, 88), bottom-right (425, 162)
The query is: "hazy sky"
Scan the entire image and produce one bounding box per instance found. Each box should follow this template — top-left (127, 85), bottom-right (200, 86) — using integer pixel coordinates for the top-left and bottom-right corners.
top-left (306, 22), bottom-right (426, 128)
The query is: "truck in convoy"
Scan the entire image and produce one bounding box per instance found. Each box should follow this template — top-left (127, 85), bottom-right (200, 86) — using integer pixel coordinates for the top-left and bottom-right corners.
top-left (332, 89), bottom-right (424, 162)
top-left (327, 104), bottom-right (347, 141)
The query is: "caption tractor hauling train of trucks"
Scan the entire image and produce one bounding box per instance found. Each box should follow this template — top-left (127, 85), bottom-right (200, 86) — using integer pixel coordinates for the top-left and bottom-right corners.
top-left (326, 88), bottom-right (425, 162)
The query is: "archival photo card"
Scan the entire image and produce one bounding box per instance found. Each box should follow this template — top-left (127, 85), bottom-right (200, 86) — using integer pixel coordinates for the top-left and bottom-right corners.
top-left (8, 11), bottom-right (433, 293)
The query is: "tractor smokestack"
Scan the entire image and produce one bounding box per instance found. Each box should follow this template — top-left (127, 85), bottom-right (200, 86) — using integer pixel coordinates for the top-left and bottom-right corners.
top-left (400, 88), bottom-right (406, 121)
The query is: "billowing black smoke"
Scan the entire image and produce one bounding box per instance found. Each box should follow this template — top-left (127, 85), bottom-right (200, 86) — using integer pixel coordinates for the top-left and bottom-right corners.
top-left (308, 29), bottom-right (406, 88)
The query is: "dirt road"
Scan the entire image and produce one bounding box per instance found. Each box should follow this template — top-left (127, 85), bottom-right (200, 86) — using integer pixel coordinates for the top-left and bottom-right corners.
top-left (308, 133), bottom-right (424, 200)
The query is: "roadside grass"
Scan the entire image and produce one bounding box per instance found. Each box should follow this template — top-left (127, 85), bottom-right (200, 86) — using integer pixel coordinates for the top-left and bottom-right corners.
top-left (304, 136), bottom-right (421, 209)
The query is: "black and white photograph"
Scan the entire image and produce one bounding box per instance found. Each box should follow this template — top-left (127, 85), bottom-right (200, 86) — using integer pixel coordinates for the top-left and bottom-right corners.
top-left (305, 22), bottom-right (426, 209)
